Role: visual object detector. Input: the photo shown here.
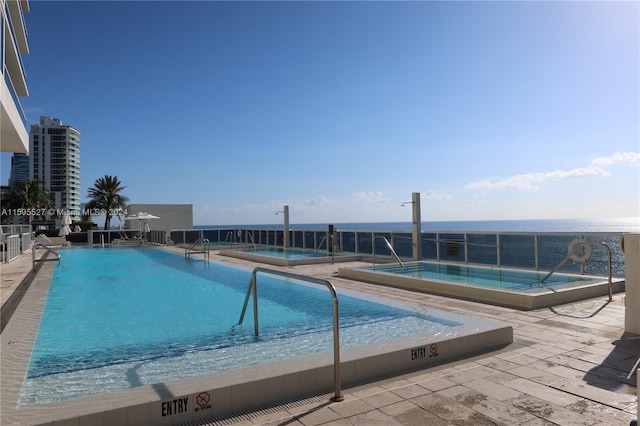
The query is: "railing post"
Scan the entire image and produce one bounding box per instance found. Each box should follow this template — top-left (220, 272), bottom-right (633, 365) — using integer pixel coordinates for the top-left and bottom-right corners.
top-left (534, 234), bottom-right (539, 271)
top-left (464, 233), bottom-right (469, 264)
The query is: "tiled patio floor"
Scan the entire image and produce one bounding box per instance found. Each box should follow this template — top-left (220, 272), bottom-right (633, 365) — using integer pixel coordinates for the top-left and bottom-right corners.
top-left (1, 247), bottom-right (638, 425)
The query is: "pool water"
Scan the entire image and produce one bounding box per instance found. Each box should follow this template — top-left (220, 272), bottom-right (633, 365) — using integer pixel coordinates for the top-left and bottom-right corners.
top-left (363, 262), bottom-right (597, 290)
top-left (22, 248), bottom-right (460, 404)
top-left (233, 247), bottom-right (335, 259)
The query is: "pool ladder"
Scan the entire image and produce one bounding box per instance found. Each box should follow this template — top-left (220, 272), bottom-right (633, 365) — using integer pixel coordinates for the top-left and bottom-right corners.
top-left (237, 267), bottom-right (344, 403)
top-left (32, 242), bottom-right (61, 271)
top-left (185, 238), bottom-right (210, 260)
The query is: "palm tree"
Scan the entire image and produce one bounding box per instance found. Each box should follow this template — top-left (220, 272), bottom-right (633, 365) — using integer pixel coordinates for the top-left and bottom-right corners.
top-left (2, 179), bottom-right (53, 228)
top-left (86, 175), bottom-right (129, 230)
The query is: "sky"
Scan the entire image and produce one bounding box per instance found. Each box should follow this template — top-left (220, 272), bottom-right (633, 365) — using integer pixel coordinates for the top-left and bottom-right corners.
top-left (2, 0), bottom-right (639, 226)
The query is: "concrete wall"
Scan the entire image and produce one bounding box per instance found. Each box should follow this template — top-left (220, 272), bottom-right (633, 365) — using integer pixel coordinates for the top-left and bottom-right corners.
top-left (126, 204), bottom-right (193, 232)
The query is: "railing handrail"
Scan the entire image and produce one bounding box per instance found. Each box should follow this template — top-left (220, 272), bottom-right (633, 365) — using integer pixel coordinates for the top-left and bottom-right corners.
top-left (185, 238), bottom-right (210, 259)
top-left (247, 231), bottom-right (257, 249)
top-left (237, 267), bottom-right (344, 403)
top-left (32, 242), bottom-right (60, 271)
top-left (314, 234), bottom-right (328, 253)
top-left (373, 236), bottom-right (404, 267)
top-left (542, 240), bottom-right (613, 302)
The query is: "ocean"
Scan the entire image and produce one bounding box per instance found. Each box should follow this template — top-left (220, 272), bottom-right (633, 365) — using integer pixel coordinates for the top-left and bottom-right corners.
top-left (196, 217), bottom-right (640, 233)
top-left (186, 217), bottom-right (638, 277)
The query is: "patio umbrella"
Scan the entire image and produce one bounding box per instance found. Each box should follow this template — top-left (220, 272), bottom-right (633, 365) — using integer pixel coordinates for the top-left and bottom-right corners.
top-left (125, 212), bottom-right (160, 221)
top-left (59, 211), bottom-right (72, 237)
top-left (125, 212), bottom-right (159, 238)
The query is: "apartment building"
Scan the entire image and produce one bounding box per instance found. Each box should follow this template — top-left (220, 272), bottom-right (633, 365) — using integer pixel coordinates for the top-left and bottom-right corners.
top-left (8, 152), bottom-right (28, 186)
top-left (30, 116), bottom-right (81, 216)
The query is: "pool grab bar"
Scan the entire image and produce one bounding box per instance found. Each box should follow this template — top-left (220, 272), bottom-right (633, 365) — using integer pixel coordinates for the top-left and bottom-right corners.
top-left (373, 236), bottom-right (404, 267)
top-left (32, 242), bottom-right (61, 271)
top-left (246, 231), bottom-right (257, 249)
top-left (185, 238), bottom-right (210, 259)
top-left (315, 235), bottom-right (327, 253)
top-left (237, 267), bottom-right (344, 403)
top-left (541, 240), bottom-right (613, 302)
top-left (224, 232), bottom-right (233, 244)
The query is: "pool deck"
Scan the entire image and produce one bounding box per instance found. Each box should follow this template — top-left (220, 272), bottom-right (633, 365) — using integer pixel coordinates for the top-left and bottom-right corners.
top-left (1, 246), bottom-right (638, 425)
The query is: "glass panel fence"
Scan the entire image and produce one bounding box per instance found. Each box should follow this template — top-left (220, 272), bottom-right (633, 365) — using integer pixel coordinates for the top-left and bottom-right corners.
top-left (166, 228), bottom-right (626, 277)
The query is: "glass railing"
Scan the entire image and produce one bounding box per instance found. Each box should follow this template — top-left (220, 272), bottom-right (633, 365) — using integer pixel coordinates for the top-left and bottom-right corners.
top-left (169, 227), bottom-right (627, 278)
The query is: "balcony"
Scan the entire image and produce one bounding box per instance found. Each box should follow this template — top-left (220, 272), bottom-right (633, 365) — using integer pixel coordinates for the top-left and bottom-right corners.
top-left (1, 68), bottom-right (28, 153)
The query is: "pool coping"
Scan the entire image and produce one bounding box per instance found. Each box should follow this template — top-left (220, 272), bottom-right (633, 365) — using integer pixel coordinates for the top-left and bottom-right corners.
top-left (0, 250), bottom-right (512, 426)
top-left (338, 261), bottom-right (625, 310)
top-left (218, 247), bottom-right (363, 266)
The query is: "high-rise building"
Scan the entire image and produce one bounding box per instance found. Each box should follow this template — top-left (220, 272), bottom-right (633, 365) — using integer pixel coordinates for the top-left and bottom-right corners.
top-left (1, 0), bottom-right (30, 153)
top-left (9, 152), bottom-right (29, 186)
top-left (29, 116), bottom-right (81, 216)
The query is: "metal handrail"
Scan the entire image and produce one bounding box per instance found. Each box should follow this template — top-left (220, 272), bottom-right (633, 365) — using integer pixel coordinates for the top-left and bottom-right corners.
top-left (32, 242), bottom-right (61, 271)
top-left (373, 236), bottom-right (404, 267)
top-left (246, 231), bottom-right (257, 249)
top-left (237, 267), bottom-right (344, 403)
top-left (185, 238), bottom-right (210, 259)
top-left (315, 235), bottom-right (328, 253)
top-left (541, 240), bottom-right (613, 302)
top-left (224, 232), bottom-right (233, 244)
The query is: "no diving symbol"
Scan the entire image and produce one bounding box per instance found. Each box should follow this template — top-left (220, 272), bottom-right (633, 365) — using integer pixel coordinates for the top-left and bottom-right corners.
top-left (429, 343), bottom-right (439, 357)
top-left (196, 392), bottom-right (210, 408)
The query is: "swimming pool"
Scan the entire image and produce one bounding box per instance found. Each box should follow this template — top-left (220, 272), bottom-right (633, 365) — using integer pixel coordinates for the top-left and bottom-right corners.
top-left (22, 248), bottom-right (457, 404)
top-left (219, 246), bottom-right (362, 266)
top-left (339, 261), bottom-right (625, 310)
top-left (4, 247), bottom-right (511, 425)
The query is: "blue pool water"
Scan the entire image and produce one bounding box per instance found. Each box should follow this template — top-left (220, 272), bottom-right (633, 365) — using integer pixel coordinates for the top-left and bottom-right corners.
top-left (22, 247), bottom-right (460, 404)
top-left (233, 247), bottom-right (335, 259)
top-left (362, 262), bottom-right (598, 291)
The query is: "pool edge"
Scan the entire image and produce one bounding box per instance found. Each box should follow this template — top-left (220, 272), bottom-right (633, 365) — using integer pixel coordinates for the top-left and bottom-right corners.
top-left (218, 248), bottom-right (363, 266)
top-left (337, 263), bottom-right (625, 310)
top-left (6, 320), bottom-right (512, 425)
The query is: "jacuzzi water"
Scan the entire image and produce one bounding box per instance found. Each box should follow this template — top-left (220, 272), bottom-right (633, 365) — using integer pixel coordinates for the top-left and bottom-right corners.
top-left (359, 261), bottom-right (598, 291)
top-left (21, 247), bottom-right (461, 404)
top-left (232, 247), bottom-right (337, 259)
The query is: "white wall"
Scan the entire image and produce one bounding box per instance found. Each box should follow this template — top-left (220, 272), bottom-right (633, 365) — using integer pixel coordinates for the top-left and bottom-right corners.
top-left (126, 204), bottom-right (193, 231)
top-left (622, 233), bottom-right (640, 335)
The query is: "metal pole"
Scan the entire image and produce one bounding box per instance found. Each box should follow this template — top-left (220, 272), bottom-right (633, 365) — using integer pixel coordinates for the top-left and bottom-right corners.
top-left (283, 205), bottom-right (290, 248)
top-left (252, 274), bottom-right (259, 337)
top-left (330, 290), bottom-right (343, 402)
top-left (412, 192), bottom-right (422, 261)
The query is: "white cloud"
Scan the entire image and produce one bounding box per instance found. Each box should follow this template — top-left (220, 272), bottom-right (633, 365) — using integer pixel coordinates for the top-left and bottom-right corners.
top-left (591, 151), bottom-right (640, 166)
top-left (352, 191), bottom-right (390, 203)
top-left (466, 165), bottom-right (614, 190)
top-left (423, 189), bottom-right (452, 202)
top-left (304, 195), bottom-right (330, 206)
